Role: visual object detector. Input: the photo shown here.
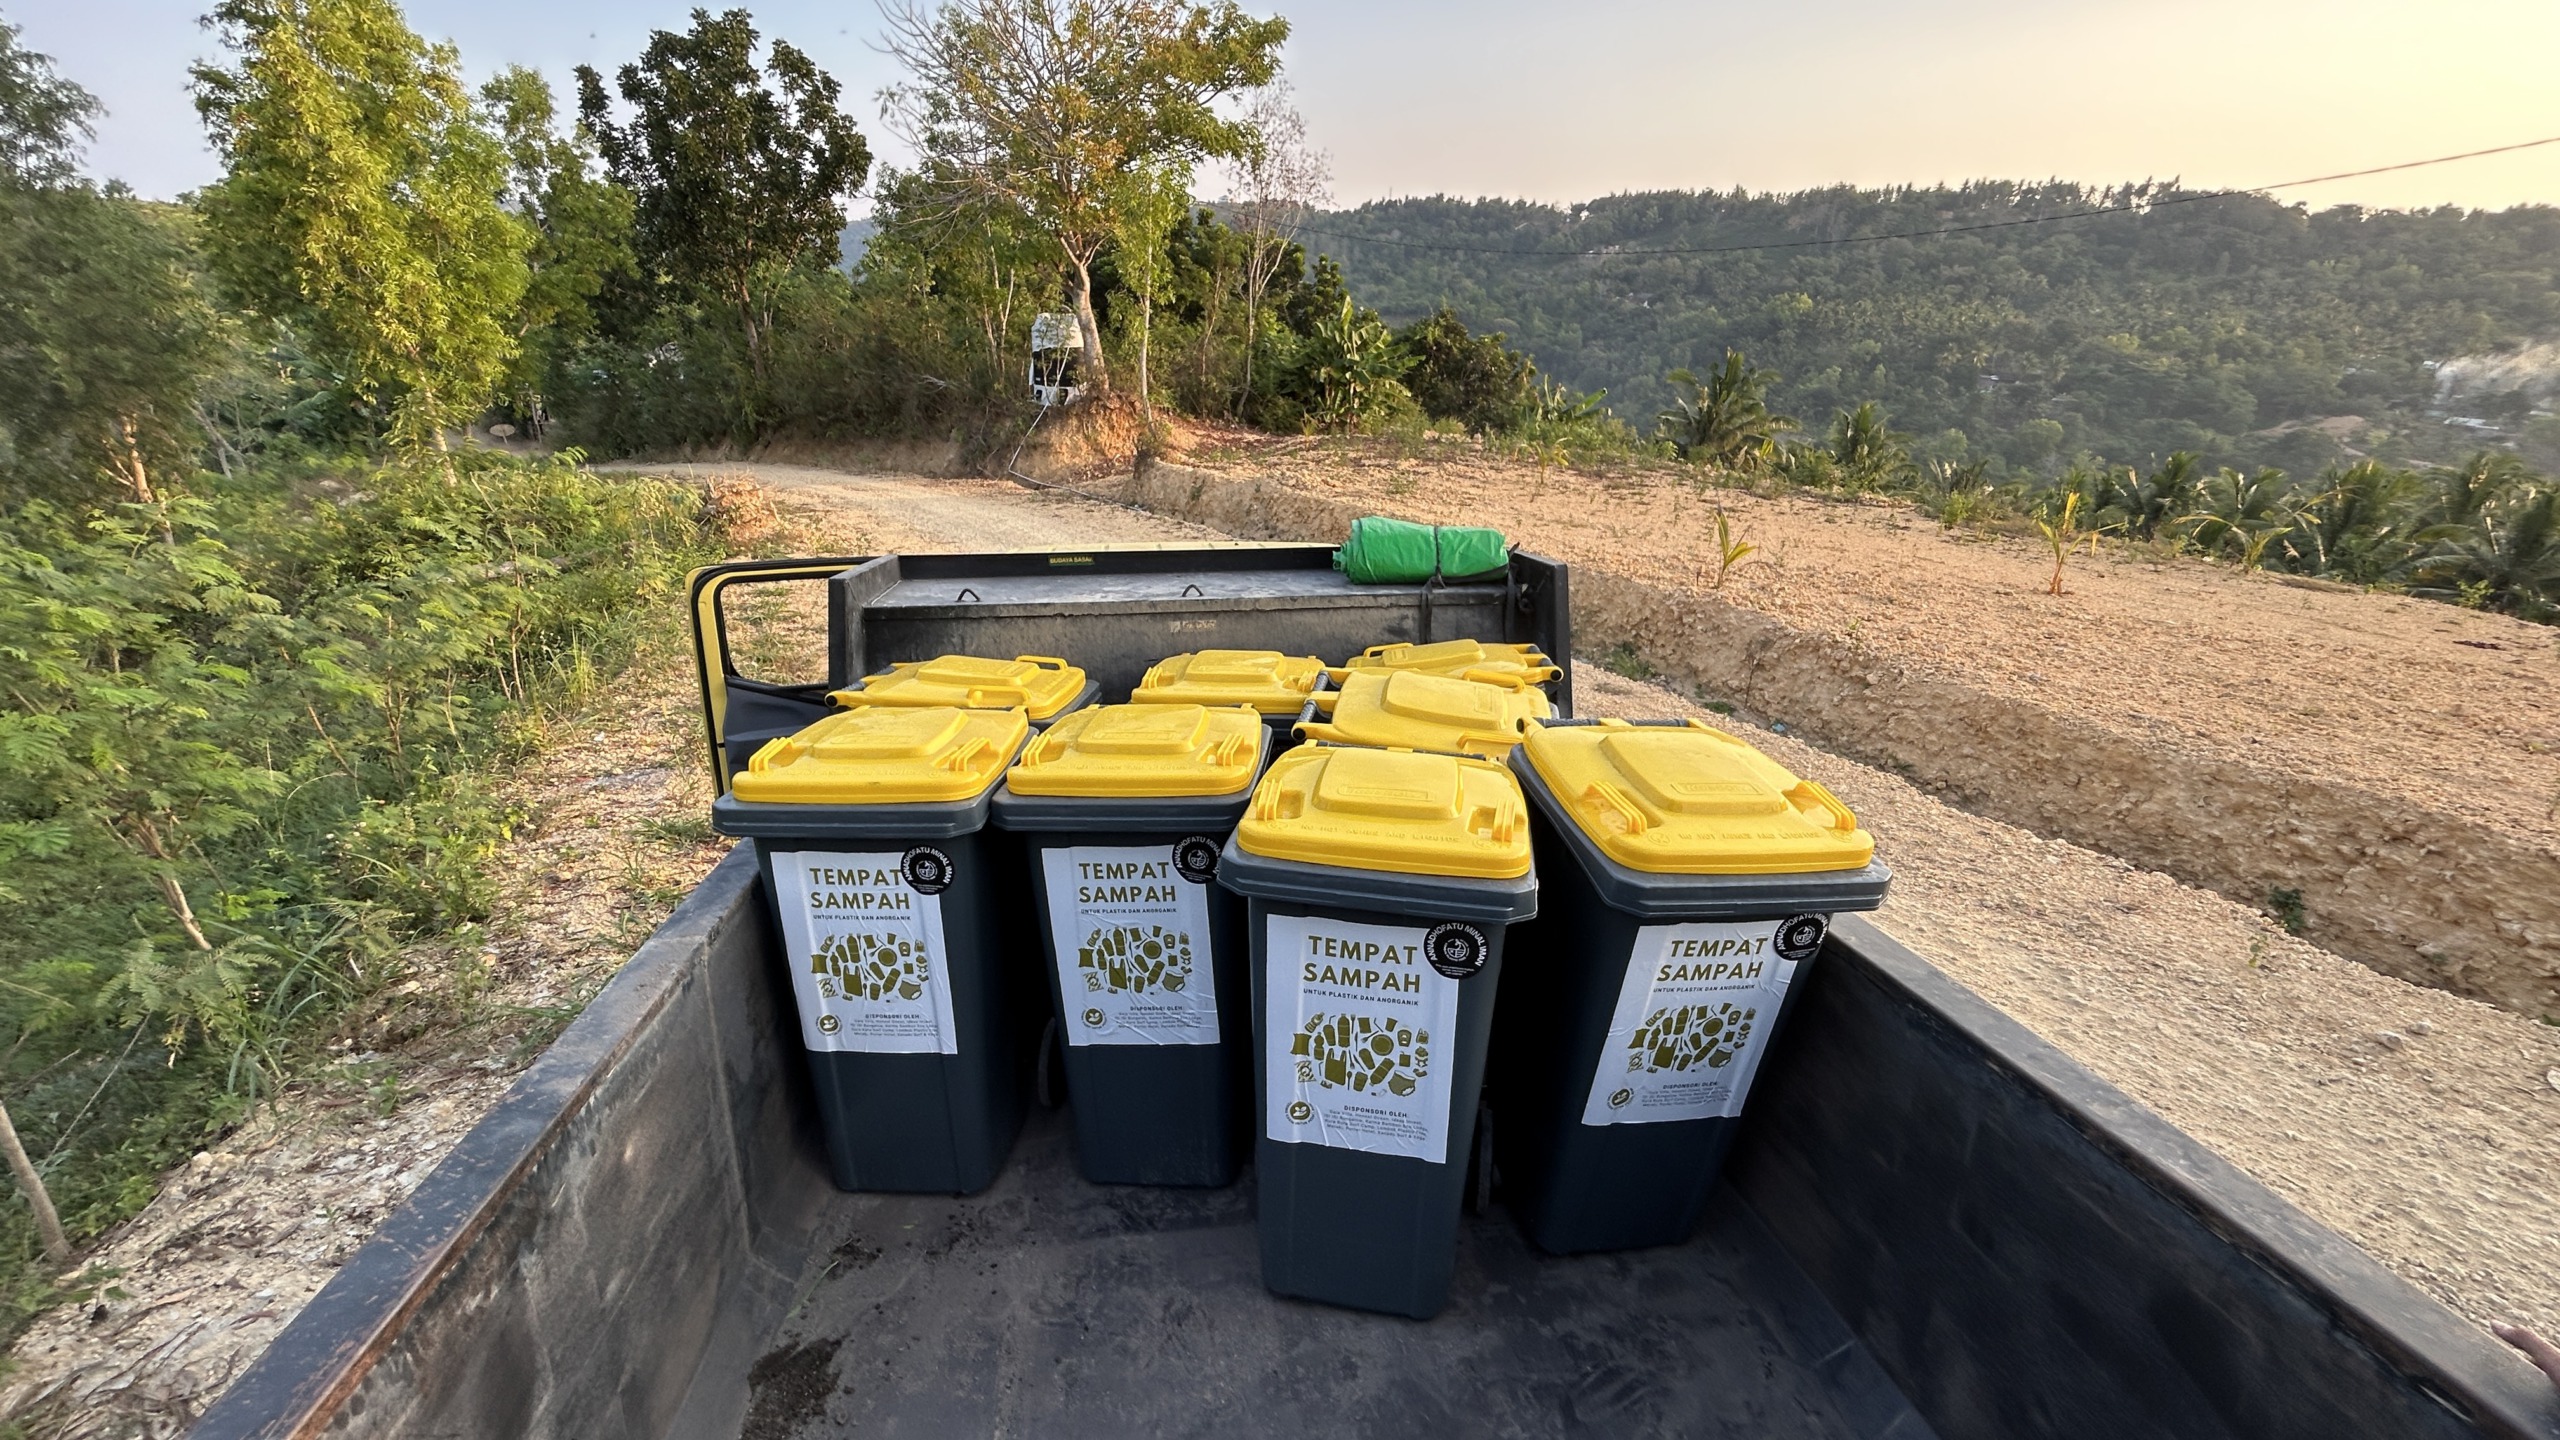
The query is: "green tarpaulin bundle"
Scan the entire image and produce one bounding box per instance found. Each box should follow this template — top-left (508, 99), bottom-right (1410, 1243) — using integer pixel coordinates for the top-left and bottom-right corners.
top-left (1333, 516), bottom-right (1510, 584)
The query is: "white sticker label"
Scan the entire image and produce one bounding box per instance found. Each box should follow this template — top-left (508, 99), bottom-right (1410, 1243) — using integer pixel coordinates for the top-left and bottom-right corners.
top-left (1264, 915), bottom-right (1461, 1162)
top-left (771, 851), bottom-right (957, 1054)
top-left (1580, 920), bottom-right (1798, 1126)
top-left (1041, 845), bottom-right (1220, 1046)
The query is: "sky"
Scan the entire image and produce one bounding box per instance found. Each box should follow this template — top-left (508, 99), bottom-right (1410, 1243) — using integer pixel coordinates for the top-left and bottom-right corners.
top-left (16, 0), bottom-right (2560, 214)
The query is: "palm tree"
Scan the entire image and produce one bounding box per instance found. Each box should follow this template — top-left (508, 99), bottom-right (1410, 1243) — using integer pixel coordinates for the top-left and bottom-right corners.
top-left (1826, 401), bottom-right (1908, 490)
top-left (2303, 459), bottom-right (2422, 581)
top-left (1656, 350), bottom-right (1793, 469)
top-left (2116, 451), bottom-right (2203, 539)
top-left (2419, 451), bottom-right (2527, 534)
top-left (2412, 487), bottom-right (2560, 616)
top-left (2184, 466), bottom-right (2310, 571)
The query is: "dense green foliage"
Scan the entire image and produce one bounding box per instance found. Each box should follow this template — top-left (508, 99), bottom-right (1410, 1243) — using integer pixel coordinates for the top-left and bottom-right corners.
top-left (1312, 186), bottom-right (2560, 476)
top-left (0, 17), bottom-right (728, 1333)
top-left (194, 0), bottom-right (533, 448)
top-left (0, 454), bottom-right (720, 1326)
top-left (577, 7), bottom-right (869, 393)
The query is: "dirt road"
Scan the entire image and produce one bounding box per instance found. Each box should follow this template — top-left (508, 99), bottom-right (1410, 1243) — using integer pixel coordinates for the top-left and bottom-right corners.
top-left (13, 460), bottom-right (2556, 1433)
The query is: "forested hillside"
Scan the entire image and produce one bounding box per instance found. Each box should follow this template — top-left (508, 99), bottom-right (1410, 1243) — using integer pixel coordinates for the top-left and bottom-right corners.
top-left (1311, 186), bottom-right (2560, 477)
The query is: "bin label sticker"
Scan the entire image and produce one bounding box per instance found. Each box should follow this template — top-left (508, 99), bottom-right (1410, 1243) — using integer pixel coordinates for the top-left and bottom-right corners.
top-left (1580, 919), bottom-right (1804, 1127)
top-left (1041, 845), bottom-right (1220, 1047)
top-left (1265, 915), bottom-right (1461, 1162)
top-left (771, 851), bottom-right (958, 1055)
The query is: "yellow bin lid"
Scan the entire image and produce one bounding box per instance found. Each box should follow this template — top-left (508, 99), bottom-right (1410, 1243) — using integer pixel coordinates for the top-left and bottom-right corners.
top-left (732, 706), bottom-right (1028, 805)
top-left (1131, 650), bottom-right (1326, 715)
top-left (1520, 718), bottom-right (1874, 874)
top-left (831, 654), bottom-right (1090, 720)
top-left (1005, 704), bottom-right (1265, 798)
top-left (1236, 745), bottom-right (1532, 879)
top-left (1336, 638), bottom-right (1559, 686)
top-left (1295, 668), bottom-right (1554, 759)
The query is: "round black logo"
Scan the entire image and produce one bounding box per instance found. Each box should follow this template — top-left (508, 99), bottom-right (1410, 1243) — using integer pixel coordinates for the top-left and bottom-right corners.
top-left (901, 846), bottom-right (955, 895)
top-left (1172, 835), bottom-right (1221, 884)
top-left (1424, 922), bottom-right (1490, 979)
top-left (1774, 914), bottom-right (1828, 963)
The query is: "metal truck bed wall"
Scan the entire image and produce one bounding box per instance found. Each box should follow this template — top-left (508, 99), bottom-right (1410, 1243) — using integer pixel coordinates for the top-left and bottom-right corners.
top-left (191, 848), bottom-right (2560, 1439)
top-left (691, 546), bottom-right (1571, 787)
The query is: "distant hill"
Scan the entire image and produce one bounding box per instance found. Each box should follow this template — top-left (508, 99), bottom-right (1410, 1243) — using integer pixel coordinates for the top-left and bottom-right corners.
top-left (1308, 185), bottom-right (2560, 474)
top-left (838, 217), bottom-right (877, 273)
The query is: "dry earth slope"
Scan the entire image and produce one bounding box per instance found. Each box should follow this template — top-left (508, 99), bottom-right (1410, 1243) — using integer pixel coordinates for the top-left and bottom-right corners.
top-left (1120, 446), bottom-right (2560, 1025)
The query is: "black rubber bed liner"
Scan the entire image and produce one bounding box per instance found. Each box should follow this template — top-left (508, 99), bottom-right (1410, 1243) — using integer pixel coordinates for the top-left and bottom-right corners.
top-left (741, 1107), bottom-right (1931, 1438)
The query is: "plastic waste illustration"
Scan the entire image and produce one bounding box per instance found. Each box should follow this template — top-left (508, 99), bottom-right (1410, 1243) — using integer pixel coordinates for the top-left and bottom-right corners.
top-left (1291, 1012), bottom-right (1430, 1097)
top-left (1077, 924), bottom-right (1193, 994)
top-left (811, 931), bottom-right (930, 1002)
top-left (1628, 1001), bottom-right (1756, 1073)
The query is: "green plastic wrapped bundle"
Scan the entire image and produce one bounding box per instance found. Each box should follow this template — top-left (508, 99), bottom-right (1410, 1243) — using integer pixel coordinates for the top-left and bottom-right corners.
top-left (1333, 516), bottom-right (1510, 584)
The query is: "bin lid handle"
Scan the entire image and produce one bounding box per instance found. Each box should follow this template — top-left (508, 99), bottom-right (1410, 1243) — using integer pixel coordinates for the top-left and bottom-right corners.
top-left (1786, 778), bottom-right (1858, 833)
top-left (1580, 779), bottom-right (1652, 837)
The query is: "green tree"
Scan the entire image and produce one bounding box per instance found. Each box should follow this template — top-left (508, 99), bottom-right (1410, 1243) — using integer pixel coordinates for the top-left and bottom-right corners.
top-left (1823, 401), bottom-right (1908, 489)
top-left (1657, 349), bottom-right (1793, 468)
top-left (1107, 162), bottom-right (1189, 417)
top-left (195, 0), bottom-right (532, 450)
top-left (1296, 295), bottom-right (1407, 432)
top-left (2413, 487), bottom-right (2559, 617)
top-left (2184, 466), bottom-right (2305, 571)
top-left (0, 17), bottom-right (95, 186)
top-left (576, 9), bottom-right (869, 388)
top-left (2302, 459), bottom-right (2422, 581)
top-left (882, 0), bottom-right (1288, 396)
top-left (1398, 305), bottom-right (1532, 434)
top-left (0, 27), bottom-right (223, 509)
top-left (479, 66), bottom-right (636, 430)
top-left (2420, 450), bottom-right (2528, 533)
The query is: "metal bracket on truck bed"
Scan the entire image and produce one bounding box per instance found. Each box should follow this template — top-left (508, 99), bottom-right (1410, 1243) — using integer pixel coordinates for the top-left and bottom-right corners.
top-left (687, 544), bottom-right (1574, 792)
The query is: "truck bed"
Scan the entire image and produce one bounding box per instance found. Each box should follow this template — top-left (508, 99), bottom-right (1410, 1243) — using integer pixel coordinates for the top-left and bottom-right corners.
top-left (741, 1108), bottom-right (1930, 1438)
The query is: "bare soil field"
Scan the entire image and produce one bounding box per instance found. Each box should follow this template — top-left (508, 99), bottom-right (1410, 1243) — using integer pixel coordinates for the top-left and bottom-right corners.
top-left (12, 460), bottom-right (2556, 1434)
top-left (1120, 436), bottom-right (2560, 1021)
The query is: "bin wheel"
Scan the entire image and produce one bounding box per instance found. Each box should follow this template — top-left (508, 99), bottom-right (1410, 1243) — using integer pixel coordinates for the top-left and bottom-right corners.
top-left (1466, 1102), bottom-right (1496, 1215)
top-left (1036, 1016), bottom-right (1064, 1109)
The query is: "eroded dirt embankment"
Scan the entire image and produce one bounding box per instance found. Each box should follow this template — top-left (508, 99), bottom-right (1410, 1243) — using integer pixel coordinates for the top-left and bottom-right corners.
top-left (1119, 457), bottom-right (2560, 1022)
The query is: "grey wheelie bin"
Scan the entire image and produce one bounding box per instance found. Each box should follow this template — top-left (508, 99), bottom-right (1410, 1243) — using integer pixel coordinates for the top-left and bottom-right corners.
top-left (1497, 718), bottom-right (1890, 1253)
top-left (1217, 744), bottom-right (1538, 1318)
top-left (712, 704), bottom-right (1035, 1194)
top-left (989, 703), bottom-right (1271, 1187)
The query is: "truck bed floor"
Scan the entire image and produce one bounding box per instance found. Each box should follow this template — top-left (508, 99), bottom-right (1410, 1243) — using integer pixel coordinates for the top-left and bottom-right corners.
top-left (738, 1107), bottom-right (1936, 1439)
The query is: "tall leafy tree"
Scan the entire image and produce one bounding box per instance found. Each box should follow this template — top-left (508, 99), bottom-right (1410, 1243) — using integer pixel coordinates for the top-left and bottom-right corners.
top-left (480, 65), bottom-right (636, 429)
top-left (194, 0), bottom-right (531, 450)
top-left (576, 10), bottom-right (869, 387)
top-left (0, 25), bottom-right (222, 509)
top-left (1107, 162), bottom-right (1187, 417)
top-left (1397, 306), bottom-right (1532, 434)
top-left (882, 0), bottom-right (1288, 396)
top-left (0, 16), bottom-right (95, 187)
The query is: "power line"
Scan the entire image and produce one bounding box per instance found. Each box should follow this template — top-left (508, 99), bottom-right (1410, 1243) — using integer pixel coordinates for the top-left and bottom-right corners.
top-left (1291, 132), bottom-right (2560, 260)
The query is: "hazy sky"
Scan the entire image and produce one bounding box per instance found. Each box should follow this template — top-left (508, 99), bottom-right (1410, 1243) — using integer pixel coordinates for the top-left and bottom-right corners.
top-left (17, 0), bottom-right (2560, 213)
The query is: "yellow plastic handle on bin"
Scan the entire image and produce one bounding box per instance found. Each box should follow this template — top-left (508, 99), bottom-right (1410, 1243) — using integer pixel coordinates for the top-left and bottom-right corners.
top-left (1579, 779), bottom-right (1652, 838)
